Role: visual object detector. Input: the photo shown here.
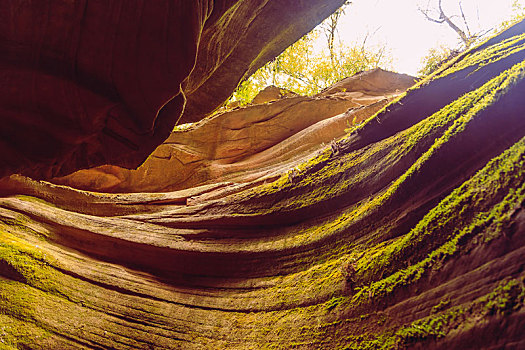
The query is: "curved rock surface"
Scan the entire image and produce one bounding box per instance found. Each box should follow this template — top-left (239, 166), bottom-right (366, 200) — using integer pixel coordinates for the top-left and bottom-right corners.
top-left (0, 0), bottom-right (345, 179)
top-left (1, 15), bottom-right (525, 350)
top-left (251, 85), bottom-right (298, 104)
top-left (51, 69), bottom-right (416, 193)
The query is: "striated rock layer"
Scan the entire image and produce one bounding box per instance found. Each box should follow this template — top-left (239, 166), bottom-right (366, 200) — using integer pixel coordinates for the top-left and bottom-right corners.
top-left (51, 69), bottom-right (416, 193)
top-left (0, 0), bottom-right (346, 179)
top-left (1, 18), bottom-right (525, 350)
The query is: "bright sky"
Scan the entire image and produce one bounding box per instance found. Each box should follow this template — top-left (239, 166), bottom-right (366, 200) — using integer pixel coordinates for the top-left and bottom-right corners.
top-left (332, 0), bottom-right (524, 75)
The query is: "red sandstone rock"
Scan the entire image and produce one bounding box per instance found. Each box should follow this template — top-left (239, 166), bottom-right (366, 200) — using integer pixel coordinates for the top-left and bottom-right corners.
top-left (52, 69), bottom-right (416, 192)
top-left (251, 85), bottom-right (298, 104)
top-left (0, 0), bottom-right (346, 179)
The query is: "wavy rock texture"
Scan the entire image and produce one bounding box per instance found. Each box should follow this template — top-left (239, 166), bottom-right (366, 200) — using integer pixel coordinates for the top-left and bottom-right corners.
top-left (0, 0), bottom-right (345, 179)
top-left (50, 69), bottom-right (416, 193)
top-left (1, 18), bottom-right (525, 350)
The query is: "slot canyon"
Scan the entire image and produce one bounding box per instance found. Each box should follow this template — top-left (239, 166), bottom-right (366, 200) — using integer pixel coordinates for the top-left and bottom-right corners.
top-left (1, 1), bottom-right (525, 349)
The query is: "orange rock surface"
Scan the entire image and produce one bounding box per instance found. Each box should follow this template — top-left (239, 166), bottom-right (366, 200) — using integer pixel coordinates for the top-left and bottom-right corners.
top-left (52, 69), bottom-right (416, 192)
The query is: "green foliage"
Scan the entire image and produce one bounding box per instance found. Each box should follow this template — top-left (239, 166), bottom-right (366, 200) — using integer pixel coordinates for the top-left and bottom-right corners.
top-left (418, 45), bottom-right (458, 77)
top-left (499, 0), bottom-right (525, 30)
top-left (340, 278), bottom-right (525, 350)
top-left (0, 313), bottom-right (51, 349)
top-left (395, 310), bottom-right (461, 345)
top-left (230, 23), bottom-right (392, 105)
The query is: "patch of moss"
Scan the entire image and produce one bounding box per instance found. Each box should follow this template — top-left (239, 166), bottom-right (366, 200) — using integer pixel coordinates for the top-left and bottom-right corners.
top-left (431, 298), bottom-right (451, 314)
top-left (484, 279), bottom-right (525, 315)
top-left (353, 179), bottom-right (525, 308)
top-left (438, 32), bottom-right (525, 79)
top-left (395, 308), bottom-right (464, 346)
top-left (0, 313), bottom-right (51, 349)
top-left (396, 278), bottom-right (525, 346)
top-left (344, 133), bottom-right (525, 308)
top-left (0, 222), bottom-right (61, 295)
top-left (360, 130), bottom-right (525, 283)
top-left (337, 278), bottom-right (524, 349)
top-left (325, 296), bottom-right (345, 311)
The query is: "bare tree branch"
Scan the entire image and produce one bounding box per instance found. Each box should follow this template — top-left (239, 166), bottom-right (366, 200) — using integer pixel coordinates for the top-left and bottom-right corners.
top-left (459, 1), bottom-right (472, 37)
top-left (419, 0), bottom-right (473, 48)
top-left (375, 47), bottom-right (385, 68)
top-left (321, 2), bottom-right (350, 62)
top-left (418, 6), bottom-right (445, 23)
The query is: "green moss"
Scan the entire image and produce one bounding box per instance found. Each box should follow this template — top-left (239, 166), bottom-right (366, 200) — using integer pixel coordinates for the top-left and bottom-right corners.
top-left (395, 307), bottom-right (465, 346)
top-left (0, 280), bottom-right (39, 322)
top-left (0, 313), bottom-right (51, 349)
top-left (396, 278), bottom-right (525, 346)
top-left (484, 279), bottom-right (525, 315)
top-left (349, 133), bottom-right (525, 306)
top-left (14, 195), bottom-right (57, 208)
top-left (0, 223), bottom-right (61, 295)
top-left (325, 296), bottom-right (345, 311)
top-left (337, 278), bottom-right (524, 349)
top-left (0, 220), bottom-right (66, 347)
top-left (360, 132), bottom-right (525, 282)
top-left (353, 182), bottom-right (525, 307)
top-left (431, 298), bottom-right (451, 314)
top-left (438, 32), bottom-right (525, 79)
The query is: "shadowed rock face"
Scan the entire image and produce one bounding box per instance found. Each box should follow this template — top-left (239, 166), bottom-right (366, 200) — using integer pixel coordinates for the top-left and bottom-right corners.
top-left (0, 0), bottom-right (345, 179)
top-left (1, 10), bottom-right (525, 350)
top-left (51, 69), bottom-right (417, 193)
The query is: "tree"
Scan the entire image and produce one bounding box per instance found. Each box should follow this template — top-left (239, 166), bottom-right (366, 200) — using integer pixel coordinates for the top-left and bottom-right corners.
top-left (418, 0), bottom-right (525, 77)
top-left (229, 36), bottom-right (391, 104)
top-left (229, 4), bottom-right (392, 105)
top-left (321, 1), bottom-right (352, 62)
top-left (418, 0), bottom-right (487, 49)
top-left (500, 0), bottom-right (525, 29)
top-left (417, 45), bottom-right (459, 77)
top-left (229, 31), bottom-right (319, 103)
